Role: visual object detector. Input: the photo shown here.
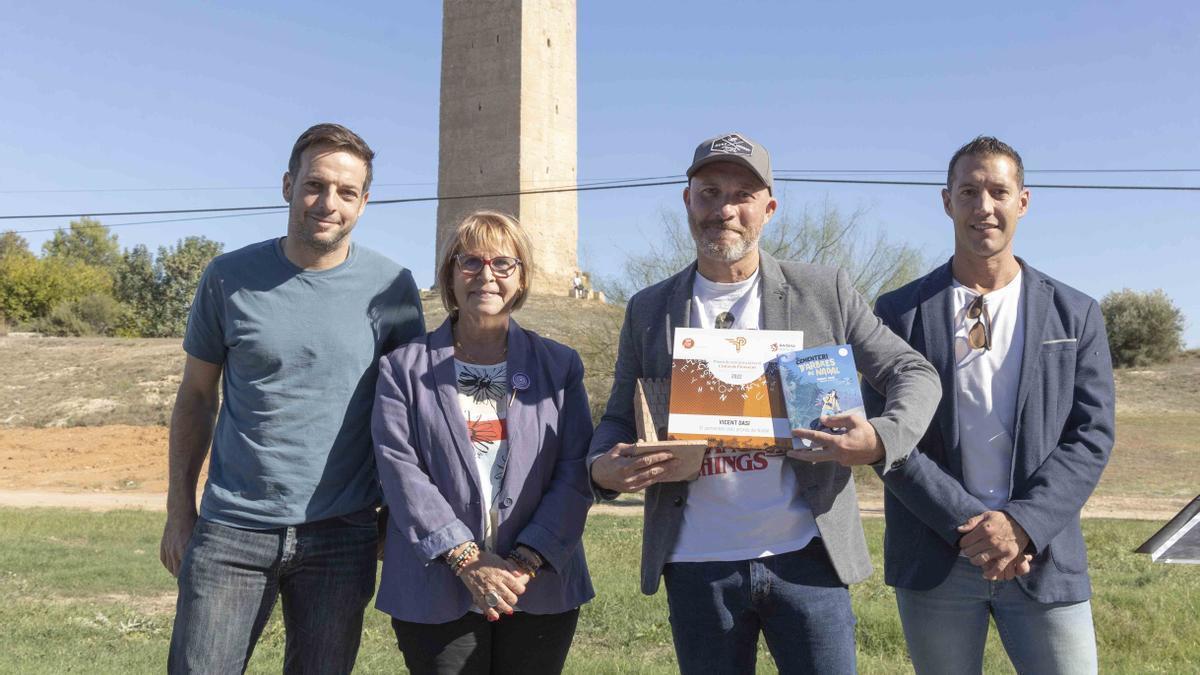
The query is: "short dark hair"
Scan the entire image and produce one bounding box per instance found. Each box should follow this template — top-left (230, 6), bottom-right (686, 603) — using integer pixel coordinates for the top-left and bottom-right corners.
top-left (946, 136), bottom-right (1024, 189)
top-left (287, 123), bottom-right (375, 191)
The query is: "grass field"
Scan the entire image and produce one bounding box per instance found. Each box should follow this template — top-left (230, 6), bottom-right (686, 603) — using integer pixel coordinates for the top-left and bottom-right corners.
top-left (2, 303), bottom-right (1197, 672)
top-left (1, 509), bottom-right (1195, 674)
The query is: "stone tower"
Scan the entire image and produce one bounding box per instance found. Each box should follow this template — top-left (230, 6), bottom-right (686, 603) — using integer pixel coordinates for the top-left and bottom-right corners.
top-left (436, 0), bottom-right (578, 296)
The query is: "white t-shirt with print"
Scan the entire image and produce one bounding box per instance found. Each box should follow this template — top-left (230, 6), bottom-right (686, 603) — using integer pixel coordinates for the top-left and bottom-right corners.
top-left (669, 270), bottom-right (819, 563)
top-left (453, 359), bottom-right (510, 551)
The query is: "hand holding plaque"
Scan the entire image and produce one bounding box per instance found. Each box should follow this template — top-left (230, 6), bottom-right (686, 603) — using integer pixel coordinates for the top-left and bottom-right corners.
top-left (632, 378), bottom-right (707, 482)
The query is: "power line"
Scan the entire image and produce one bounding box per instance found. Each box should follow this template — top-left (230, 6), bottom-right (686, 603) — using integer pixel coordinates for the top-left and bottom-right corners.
top-left (0, 173), bottom-right (689, 195)
top-left (9, 209), bottom-right (287, 235)
top-left (3, 168), bottom-right (1198, 195)
top-left (776, 168), bottom-right (1200, 175)
top-left (2, 176), bottom-right (1197, 234)
top-left (776, 178), bottom-right (1200, 190)
top-left (0, 179), bottom-right (687, 224)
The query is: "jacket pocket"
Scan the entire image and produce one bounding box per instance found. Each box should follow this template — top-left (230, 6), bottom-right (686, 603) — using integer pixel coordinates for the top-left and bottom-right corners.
top-left (1040, 339), bottom-right (1078, 353)
top-left (1047, 529), bottom-right (1088, 574)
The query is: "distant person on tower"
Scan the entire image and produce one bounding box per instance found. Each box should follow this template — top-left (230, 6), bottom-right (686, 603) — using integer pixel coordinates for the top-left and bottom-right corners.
top-left (587, 132), bottom-right (940, 674)
top-left (159, 123), bottom-right (425, 674)
top-left (866, 135), bottom-right (1115, 674)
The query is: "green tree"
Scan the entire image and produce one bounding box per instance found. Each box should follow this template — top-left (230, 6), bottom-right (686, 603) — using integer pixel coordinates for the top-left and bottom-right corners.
top-left (114, 244), bottom-right (158, 337)
top-left (1101, 288), bottom-right (1185, 368)
top-left (155, 236), bottom-right (224, 337)
top-left (598, 199), bottom-right (929, 304)
top-left (114, 237), bottom-right (223, 337)
top-left (0, 230), bottom-right (33, 260)
top-left (42, 218), bottom-right (121, 271)
top-left (0, 255), bottom-right (113, 323)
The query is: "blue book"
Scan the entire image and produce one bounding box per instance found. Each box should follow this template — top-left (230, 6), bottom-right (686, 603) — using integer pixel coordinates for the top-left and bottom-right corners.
top-left (777, 345), bottom-right (864, 450)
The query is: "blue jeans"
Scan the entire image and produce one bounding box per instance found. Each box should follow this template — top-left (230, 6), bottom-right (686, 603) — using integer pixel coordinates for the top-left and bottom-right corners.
top-left (168, 508), bottom-right (379, 674)
top-left (895, 557), bottom-right (1097, 675)
top-left (662, 539), bottom-right (856, 675)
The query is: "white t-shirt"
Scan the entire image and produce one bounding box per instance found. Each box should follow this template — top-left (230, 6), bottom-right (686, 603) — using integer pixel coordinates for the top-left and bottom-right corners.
top-left (453, 359), bottom-right (510, 551)
top-left (669, 269), bottom-right (819, 563)
top-left (953, 271), bottom-right (1025, 511)
top-left (690, 269), bottom-right (762, 330)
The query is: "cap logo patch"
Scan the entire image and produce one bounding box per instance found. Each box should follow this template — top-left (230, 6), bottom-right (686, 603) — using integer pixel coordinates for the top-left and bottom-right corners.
top-left (709, 133), bottom-right (753, 156)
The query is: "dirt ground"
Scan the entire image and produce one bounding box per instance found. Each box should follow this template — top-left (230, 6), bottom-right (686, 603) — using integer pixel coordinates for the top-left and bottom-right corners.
top-left (0, 425), bottom-right (1189, 521)
top-left (0, 425), bottom-right (204, 511)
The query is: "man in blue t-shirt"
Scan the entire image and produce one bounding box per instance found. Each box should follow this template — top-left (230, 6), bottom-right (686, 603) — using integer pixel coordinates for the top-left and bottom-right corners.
top-left (160, 123), bottom-right (425, 674)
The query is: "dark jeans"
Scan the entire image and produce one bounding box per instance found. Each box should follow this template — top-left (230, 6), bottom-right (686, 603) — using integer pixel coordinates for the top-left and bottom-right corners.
top-left (662, 539), bottom-right (857, 675)
top-left (391, 608), bottom-right (580, 675)
top-left (167, 508), bottom-right (378, 674)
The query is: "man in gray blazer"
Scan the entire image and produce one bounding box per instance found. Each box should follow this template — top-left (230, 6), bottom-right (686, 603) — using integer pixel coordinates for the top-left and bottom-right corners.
top-left (588, 132), bottom-right (941, 674)
top-left (866, 136), bottom-right (1115, 674)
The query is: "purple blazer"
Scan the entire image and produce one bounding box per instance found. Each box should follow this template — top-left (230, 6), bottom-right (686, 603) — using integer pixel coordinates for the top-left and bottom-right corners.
top-left (371, 317), bottom-right (595, 623)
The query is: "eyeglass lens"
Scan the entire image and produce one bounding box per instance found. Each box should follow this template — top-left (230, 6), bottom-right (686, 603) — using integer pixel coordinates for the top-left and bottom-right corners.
top-left (459, 255), bottom-right (519, 277)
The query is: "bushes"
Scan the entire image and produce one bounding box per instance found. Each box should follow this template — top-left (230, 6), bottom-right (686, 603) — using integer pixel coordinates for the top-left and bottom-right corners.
top-left (0, 255), bottom-right (113, 324)
top-left (1101, 288), bottom-right (1185, 368)
top-left (0, 220), bottom-right (224, 338)
top-left (35, 294), bottom-right (128, 337)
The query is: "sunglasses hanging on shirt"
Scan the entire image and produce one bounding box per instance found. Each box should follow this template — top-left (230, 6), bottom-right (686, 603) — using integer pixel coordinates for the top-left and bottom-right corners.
top-left (966, 294), bottom-right (992, 351)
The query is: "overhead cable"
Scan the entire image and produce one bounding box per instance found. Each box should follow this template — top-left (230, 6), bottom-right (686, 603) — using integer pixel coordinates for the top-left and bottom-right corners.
top-left (2, 177), bottom-right (1196, 234)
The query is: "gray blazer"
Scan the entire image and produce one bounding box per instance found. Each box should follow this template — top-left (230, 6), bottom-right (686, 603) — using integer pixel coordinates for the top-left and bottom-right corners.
top-left (372, 318), bottom-right (595, 623)
top-left (588, 251), bottom-right (941, 594)
top-left (866, 259), bottom-right (1115, 603)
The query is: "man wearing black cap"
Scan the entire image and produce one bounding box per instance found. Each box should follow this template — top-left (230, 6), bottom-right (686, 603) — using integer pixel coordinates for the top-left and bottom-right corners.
top-left (588, 133), bottom-right (940, 673)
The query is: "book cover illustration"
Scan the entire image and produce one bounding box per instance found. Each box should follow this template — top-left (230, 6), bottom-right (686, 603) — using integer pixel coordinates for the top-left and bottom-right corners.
top-left (667, 328), bottom-right (804, 450)
top-left (777, 344), bottom-right (864, 450)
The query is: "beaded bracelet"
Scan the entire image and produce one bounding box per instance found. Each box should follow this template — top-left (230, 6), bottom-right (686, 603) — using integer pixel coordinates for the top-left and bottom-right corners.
top-left (446, 542), bottom-right (479, 576)
top-left (508, 547), bottom-right (543, 577)
top-left (507, 553), bottom-right (536, 578)
top-left (450, 544), bottom-right (478, 575)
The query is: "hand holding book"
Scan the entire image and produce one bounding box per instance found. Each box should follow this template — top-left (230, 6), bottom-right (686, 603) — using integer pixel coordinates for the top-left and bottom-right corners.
top-left (787, 413), bottom-right (884, 466)
top-left (777, 344), bottom-right (873, 464)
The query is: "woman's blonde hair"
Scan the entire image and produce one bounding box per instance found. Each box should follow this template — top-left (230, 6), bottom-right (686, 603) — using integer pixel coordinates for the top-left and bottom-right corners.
top-left (437, 210), bottom-right (535, 315)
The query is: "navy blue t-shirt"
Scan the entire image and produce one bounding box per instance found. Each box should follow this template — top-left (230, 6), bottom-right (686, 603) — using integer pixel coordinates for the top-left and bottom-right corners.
top-left (184, 238), bottom-right (425, 528)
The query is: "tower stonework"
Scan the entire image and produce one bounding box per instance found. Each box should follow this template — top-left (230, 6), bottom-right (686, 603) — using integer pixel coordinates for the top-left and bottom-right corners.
top-left (436, 0), bottom-right (578, 296)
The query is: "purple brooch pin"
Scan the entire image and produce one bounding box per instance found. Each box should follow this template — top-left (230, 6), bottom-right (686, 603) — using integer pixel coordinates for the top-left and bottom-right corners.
top-left (511, 372), bottom-right (531, 391)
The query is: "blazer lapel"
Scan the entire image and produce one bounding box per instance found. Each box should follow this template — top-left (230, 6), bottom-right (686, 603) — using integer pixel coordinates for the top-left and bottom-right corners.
top-left (1012, 262), bottom-right (1051, 461)
top-left (919, 261), bottom-right (961, 475)
top-left (429, 319), bottom-right (483, 493)
top-left (759, 251), bottom-right (790, 332)
top-left (662, 263), bottom-right (696, 370)
top-left (758, 251), bottom-right (818, 493)
top-left (496, 319), bottom-right (534, 500)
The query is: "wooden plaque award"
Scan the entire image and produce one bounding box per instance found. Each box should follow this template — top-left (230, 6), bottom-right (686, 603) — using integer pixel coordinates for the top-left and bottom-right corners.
top-left (632, 378), bottom-right (707, 482)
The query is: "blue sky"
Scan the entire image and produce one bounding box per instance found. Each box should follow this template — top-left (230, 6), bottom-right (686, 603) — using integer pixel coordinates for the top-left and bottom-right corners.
top-left (2, 1), bottom-right (1197, 344)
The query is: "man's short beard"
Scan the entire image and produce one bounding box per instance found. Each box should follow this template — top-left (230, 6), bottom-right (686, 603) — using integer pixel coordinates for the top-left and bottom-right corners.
top-left (290, 219), bottom-right (352, 254)
top-left (297, 230), bottom-right (349, 253)
top-left (697, 236), bottom-right (755, 263)
top-left (690, 215), bottom-right (757, 264)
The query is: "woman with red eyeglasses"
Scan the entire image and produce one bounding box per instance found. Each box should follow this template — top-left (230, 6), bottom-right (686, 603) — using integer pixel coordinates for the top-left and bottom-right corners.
top-left (371, 210), bottom-right (594, 674)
